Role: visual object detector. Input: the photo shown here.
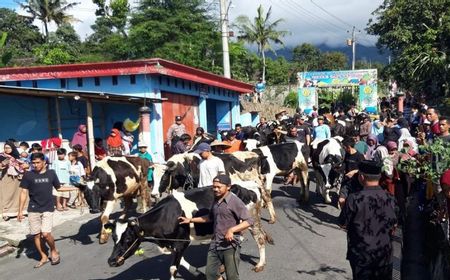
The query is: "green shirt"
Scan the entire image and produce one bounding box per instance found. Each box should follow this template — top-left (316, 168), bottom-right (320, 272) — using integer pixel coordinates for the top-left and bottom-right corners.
top-left (136, 151), bottom-right (153, 182)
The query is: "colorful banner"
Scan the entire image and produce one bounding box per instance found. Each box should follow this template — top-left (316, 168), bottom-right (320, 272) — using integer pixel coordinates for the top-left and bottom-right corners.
top-left (359, 85), bottom-right (378, 113)
top-left (297, 69), bottom-right (378, 113)
top-left (298, 87), bottom-right (317, 114)
top-left (297, 69), bottom-right (377, 87)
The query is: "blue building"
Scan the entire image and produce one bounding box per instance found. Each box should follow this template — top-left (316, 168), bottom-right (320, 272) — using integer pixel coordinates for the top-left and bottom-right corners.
top-left (0, 59), bottom-right (253, 161)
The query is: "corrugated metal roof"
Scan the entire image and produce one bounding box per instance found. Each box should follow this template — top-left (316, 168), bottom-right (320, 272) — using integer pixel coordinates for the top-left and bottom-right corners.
top-left (0, 58), bottom-right (253, 94)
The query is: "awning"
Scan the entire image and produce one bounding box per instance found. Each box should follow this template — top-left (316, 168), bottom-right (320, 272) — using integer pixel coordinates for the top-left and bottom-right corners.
top-left (0, 85), bottom-right (166, 104)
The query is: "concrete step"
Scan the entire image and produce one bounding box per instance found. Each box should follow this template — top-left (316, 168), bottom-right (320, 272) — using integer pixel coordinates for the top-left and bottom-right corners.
top-left (0, 240), bottom-right (14, 257)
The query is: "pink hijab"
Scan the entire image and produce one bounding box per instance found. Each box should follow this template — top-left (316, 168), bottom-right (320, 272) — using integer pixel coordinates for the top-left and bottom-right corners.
top-left (71, 124), bottom-right (87, 149)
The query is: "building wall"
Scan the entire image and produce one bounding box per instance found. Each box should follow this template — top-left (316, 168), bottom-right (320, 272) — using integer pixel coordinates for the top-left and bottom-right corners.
top-left (0, 95), bottom-right (50, 141)
top-left (4, 73), bottom-right (243, 160)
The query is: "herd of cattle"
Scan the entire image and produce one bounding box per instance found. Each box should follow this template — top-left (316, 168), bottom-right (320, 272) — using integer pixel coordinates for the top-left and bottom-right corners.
top-left (81, 122), bottom-right (349, 279)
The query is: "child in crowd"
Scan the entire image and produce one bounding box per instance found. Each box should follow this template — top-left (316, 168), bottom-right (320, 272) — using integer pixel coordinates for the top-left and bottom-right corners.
top-left (51, 148), bottom-right (71, 211)
top-left (19, 151), bottom-right (29, 163)
top-left (19, 141), bottom-right (29, 154)
top-left (66, 151), bottom-right (86, 208)
top-left (72, 144), bottom-right (89, 175)
top-left (68, 151), bottom-right (85, 187)
top-left (136, 143), bottom-right (154, 207)
top-left (94, 138), bottom-right (107, 160)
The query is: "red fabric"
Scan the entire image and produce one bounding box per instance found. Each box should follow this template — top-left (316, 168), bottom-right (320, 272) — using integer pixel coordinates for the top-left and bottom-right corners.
top-left (41, 137), bottom-right (62, 150)
top-left (431, 121), bottom-right (441, 135)
top-left (95, 145), bottom-right (106, 159)
top-left (441, 169), bottom-right (450, 187)
top-left (107, 129), bottom-right (123, 147)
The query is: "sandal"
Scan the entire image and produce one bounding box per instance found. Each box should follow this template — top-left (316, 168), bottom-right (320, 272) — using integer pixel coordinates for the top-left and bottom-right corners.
top-left (2, 216), bottom-right (10, 222)
top-left (56, 207), bottom-right (64, 212)
top-left (34, 259), bottom-right (50, 268)
top-left (51, 255), bottom-right (60, 265)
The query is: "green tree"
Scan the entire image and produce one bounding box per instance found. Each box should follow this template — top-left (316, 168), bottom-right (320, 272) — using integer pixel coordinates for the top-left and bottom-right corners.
top-left (368, 0), bottom-right (450, 97)
top-left (235, 5), bottom-right (289, 81)
top-left (128, 0), bottom-right (221, 71)
top-left (319, 51), bottom-right (348, 71)
top-left (20, 0), bottom-right (79, 41)
top-left (292, 43), bottom-right (321, 71)
top-left (283, 90), bottom-right (298, 108)
top-left (0, 8), bottom-right (43, 66)
top-left (33, 23), bottom-right (81, 65)
top-left (92, 0), bottom-right (129, 37)
top-left (228, 41), bottom-right (259, 82)
top-left (265, 56), bottom-right (292, 85)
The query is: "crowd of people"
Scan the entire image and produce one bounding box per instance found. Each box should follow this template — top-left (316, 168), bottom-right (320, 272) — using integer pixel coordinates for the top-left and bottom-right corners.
top-left (0, 94), bottom-right (449, 277)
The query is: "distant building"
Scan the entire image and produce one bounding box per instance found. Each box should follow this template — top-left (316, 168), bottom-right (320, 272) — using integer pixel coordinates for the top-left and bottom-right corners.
top-left (0, 58), bottom-right (252, 160)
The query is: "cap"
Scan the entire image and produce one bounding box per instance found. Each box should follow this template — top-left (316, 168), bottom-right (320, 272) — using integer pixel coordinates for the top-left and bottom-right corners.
top-left (317, 115), bottom-right (324, 120)
top-left (194, 143), bottom-right (211, 154)
top-left (300, 115), bottom-right (308, 121)
top-left (138, 142), bottom-right (147, 148)
top-left (175, 116), bottom-right (182, 121)
top-left (228, 129), bottom-right (237, 136)
top-left (441, 169), bottom-right (450, 187)
top-left (358, 160), bottom-right (382, 175)
top-left (213, 174), bottom-right (231, 185)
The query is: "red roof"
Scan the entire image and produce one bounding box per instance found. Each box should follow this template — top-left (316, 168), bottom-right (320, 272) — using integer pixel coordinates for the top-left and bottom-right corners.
top-left (0, 58), bottom-right (253, 94)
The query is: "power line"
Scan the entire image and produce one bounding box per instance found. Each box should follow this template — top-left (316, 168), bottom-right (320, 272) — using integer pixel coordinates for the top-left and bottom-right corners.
top-left (310, 0), bottom-right (354, 29)
top-left (267, 0), bottom-right (335, 35)
top-left (283, 0), bottom-right (347, 33)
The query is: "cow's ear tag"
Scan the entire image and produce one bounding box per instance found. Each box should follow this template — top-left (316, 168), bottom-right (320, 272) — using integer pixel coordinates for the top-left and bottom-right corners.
top-left (139, 231), bottom-right (144, 236)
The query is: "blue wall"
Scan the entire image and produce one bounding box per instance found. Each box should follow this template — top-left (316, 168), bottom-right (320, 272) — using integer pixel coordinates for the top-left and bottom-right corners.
top-left (0, 95), bottom-right (49, 141)
top-left (3, 73), bottom-right (243, 159)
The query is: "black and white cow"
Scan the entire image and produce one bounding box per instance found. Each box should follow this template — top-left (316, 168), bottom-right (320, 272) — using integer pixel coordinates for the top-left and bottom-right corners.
top-left (106, 186), bottom-right (274, 279)
top-left (310, 137), bottom-right (345, 204)
top-left (152, 152), bottom-right (277, 223)
top-left (251, 141), bottom-right (310, 202)
top-left (85, 156), bottom-right (150, 244)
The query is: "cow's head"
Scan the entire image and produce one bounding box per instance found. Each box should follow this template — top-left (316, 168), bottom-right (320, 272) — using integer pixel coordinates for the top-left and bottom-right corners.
top-left (151, 163), bottom-right (167, 197)
top-left (323, 154), bottom-right (344, 170)
top-left (243, 139), bottom-right (260, 151)
top-left (106, 218), bottom-right (143, 267)
top-left (83, 167), bottom-right (115, 213)
top-left (158, 154), bottom-right (200, 193)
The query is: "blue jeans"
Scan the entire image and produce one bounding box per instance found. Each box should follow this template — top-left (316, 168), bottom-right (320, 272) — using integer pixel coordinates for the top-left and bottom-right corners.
top-left (205, 247), bottom-right (240, 280)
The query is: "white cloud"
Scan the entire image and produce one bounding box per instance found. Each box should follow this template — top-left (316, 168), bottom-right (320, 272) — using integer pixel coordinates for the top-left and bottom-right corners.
top-left (5, 0), bottom-right (381, 46)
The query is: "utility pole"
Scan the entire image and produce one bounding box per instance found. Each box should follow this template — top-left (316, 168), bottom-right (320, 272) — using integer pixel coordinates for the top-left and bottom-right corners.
top-left (220, 0), bottom-right (231, 78)
top-left (351, 26), bottom-right (356, 70)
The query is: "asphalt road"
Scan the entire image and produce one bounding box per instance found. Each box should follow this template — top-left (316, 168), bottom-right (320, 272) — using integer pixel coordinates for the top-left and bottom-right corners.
top-left (0, 177), bottom-right (401, 280)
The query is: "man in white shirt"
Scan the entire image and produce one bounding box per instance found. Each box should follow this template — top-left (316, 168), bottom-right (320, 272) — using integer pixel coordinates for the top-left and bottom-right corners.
top-left (194, 143), bottom-right (225, 188)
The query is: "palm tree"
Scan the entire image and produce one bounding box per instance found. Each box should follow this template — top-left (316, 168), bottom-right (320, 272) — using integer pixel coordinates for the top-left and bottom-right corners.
top-left (235, 5), bottom-right (289, 82)
top-left (20, 0), bottom-right (80, 41)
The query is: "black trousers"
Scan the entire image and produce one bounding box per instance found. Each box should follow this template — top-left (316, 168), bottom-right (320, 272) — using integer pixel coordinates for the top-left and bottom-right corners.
top-left (350, 261), bottom-right (392, 280)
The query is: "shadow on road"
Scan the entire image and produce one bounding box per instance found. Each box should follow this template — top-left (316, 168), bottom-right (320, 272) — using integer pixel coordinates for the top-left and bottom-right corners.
top-left (297, 264), bottom-right (350, 279)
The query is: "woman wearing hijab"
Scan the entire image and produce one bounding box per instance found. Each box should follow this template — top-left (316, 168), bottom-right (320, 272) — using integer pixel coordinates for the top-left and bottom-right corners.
top-left (71, 124), bottom-right (87, 151)
top-left (107, 128), bottom-right (124, 156)
top-left (0, 141), bottom-right (28, 221)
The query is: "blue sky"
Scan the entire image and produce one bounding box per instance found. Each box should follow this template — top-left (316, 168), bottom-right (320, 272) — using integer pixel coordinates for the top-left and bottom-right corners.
top-left (1, 0), bottom-right (382, 47)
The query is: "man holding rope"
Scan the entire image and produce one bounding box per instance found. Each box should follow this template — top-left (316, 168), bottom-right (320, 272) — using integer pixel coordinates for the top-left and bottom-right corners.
top-left (179, 174), bottom-right (254, 280)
